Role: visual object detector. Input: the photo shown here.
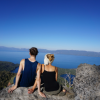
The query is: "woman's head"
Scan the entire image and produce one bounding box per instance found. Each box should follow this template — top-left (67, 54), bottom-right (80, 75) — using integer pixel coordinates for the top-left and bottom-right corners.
top-left (44, 53), bottom-right (55, 65)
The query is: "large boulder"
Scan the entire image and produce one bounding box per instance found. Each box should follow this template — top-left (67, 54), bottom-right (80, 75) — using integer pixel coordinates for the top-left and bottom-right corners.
top-left (73, 63), bottom-right (100, 100)
top-left (0, 84), bottom-right (75, 100)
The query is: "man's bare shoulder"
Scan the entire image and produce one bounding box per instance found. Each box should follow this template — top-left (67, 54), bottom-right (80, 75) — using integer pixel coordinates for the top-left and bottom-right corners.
top-left (37, 63), bottom-right (41, 66)
top-left (20, 59), bottom-right (25, 64)
top-left (37, 63), bottom-right (41, 69)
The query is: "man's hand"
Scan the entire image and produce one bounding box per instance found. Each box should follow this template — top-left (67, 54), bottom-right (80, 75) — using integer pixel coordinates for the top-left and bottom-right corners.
top-left (28, 88), bottom-right (34, 94)
top-left (39, 92), bottom-right (46, 98)
top-left (8, 85), bottom-right (17, 93)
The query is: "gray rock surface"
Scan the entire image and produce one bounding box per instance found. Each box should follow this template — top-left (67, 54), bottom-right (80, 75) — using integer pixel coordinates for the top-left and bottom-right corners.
top-left (0, 84), bottom-right (75, 100)
top-left (73, 63), bottom-right (100, 100)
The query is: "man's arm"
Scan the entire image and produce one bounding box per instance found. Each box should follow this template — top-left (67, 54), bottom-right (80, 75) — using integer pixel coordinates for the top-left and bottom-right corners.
top-left (37, 64), bottom-right (46, 97)
top-left (28, 77), bottom-right (37, 94)
top-left (8, 59), bottom-right (24, 93)
top-left (28, 63), bottom-right (41, 94)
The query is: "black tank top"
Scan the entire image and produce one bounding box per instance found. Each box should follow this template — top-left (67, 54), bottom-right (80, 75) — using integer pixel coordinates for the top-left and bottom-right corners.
top-left (43, 65), bottom-right (59, 92)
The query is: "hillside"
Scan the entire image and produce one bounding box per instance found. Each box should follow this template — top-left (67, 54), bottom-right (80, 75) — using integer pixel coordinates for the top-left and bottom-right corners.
top-left (0, 61), bottom-right (19, 72)
top-left (0, 71), bottom-right (16, 90)
top-left (0, 61), bottom-right (18, 90)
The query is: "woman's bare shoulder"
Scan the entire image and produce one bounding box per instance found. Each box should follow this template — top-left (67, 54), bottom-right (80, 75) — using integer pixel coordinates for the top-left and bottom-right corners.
top-left (41, 64), bottom-right (44, 73)
top-left (52, 65), bottom-right (57, 68)
top-left (53, 66), bottom-right (58, 71)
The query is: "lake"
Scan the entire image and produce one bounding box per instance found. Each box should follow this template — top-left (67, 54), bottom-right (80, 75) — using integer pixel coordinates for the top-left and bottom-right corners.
top-left (1, 51), bottom-right (100, 82)
top-left (0, 51), bottom-right (100, 69)
top-left (60, 74), bottom-right (75, 84)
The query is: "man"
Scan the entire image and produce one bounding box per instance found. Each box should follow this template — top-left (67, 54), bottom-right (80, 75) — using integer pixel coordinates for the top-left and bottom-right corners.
top-left (8, 47), bottom-right (40, 93)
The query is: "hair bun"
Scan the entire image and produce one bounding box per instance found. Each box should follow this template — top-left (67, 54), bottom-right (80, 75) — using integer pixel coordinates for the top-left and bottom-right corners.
top-left (44, 54), bottom-right (54, 65)
top-left (47, 54), bottom-right (54, 61)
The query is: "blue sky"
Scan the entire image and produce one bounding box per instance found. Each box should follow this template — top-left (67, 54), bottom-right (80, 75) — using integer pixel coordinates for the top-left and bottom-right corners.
top-left (0, 0), bottom-right (100, 52)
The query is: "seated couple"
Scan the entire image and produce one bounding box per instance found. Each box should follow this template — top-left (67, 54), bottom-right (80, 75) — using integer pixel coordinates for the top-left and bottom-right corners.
top-left (8, 47), bottom-right (66, 97)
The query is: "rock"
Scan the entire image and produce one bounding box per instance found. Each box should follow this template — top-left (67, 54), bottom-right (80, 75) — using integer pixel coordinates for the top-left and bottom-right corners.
top-left (0, 84), bottom-right (75, 100)
top-left (73, 63), bottom-right (100, 100)
top-left (63, 86), bottom-right (75, 99)
top-left (4, 63), bottom-right (100, 100)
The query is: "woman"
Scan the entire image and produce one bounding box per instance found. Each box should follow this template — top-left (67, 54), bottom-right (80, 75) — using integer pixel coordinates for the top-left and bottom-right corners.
top-left (37, 53), bottom-right (66, 97)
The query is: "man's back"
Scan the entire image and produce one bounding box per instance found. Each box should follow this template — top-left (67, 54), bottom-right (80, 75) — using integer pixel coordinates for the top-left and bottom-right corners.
top-left (14, 58), bottom-right (38, 87)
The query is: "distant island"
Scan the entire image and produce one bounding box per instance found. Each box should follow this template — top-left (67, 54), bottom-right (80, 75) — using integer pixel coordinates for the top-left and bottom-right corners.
top-left (0, 46), bottom-right (100, 57)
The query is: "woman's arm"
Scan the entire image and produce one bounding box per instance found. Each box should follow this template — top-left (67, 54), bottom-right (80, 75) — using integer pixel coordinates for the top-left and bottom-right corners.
top-left (8, 59), bottom-right (24, 93)
top-left (55, 67), bottom-right (58, 81)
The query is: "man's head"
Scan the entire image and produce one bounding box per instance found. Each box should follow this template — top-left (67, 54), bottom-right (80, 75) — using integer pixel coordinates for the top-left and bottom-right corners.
top-left (29, 47), bottom-right (38, 57)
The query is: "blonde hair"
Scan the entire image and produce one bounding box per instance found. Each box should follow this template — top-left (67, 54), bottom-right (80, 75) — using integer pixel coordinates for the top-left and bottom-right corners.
top-left (44, 53), bottom-right (55, 65)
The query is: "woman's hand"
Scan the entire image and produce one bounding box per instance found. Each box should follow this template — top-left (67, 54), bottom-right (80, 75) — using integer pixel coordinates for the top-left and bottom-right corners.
top-left (8, 85), bottom-right (17, 93)
top-left (39, 92), bottom-right (46, 98)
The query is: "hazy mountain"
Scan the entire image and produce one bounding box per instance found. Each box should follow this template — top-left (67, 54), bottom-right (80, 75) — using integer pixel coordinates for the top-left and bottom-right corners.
top-left (0, 46), bottom-right (100, 57)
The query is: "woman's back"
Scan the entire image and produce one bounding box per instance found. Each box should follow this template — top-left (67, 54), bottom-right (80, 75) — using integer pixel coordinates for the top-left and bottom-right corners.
top-left (43, 65), bottom-right (56, 83)
top-left (42, 64), bottom-right (59, 92)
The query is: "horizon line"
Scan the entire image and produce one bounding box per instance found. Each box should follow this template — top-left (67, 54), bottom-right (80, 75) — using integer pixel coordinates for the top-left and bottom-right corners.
top-left (0, 45), bottom-right (100, 53)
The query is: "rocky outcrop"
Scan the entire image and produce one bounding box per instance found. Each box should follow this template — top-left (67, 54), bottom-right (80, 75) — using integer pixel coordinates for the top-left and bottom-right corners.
top-left (2, 63), bottom-right (100, 100)
top-left (0, 84), bottom-right (75, 100)
top-left (73, 63), bottom-right (100, 100)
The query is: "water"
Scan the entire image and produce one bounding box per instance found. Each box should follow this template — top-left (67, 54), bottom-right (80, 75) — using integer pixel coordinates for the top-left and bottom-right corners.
top-left (12, 67), bottom-right (19, 73)
top-left (60, 74), bottom-right (75, 84)
top-left (0, 51), bottom-right (100, 69)
top-left (1, 51), bottom-right (100, 82)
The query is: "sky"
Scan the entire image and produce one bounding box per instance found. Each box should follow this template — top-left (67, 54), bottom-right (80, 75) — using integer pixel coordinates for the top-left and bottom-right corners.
top-left (0, 0), bottom-right (100, 52)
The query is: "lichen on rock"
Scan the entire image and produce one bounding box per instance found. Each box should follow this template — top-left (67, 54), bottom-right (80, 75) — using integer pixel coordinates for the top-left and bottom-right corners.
top-left (73, 63), bottom-right (100, 100)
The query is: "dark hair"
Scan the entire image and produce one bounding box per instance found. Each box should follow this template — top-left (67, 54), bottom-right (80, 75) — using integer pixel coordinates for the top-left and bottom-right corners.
top-left (29, 47), bottom-right (38, 56)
